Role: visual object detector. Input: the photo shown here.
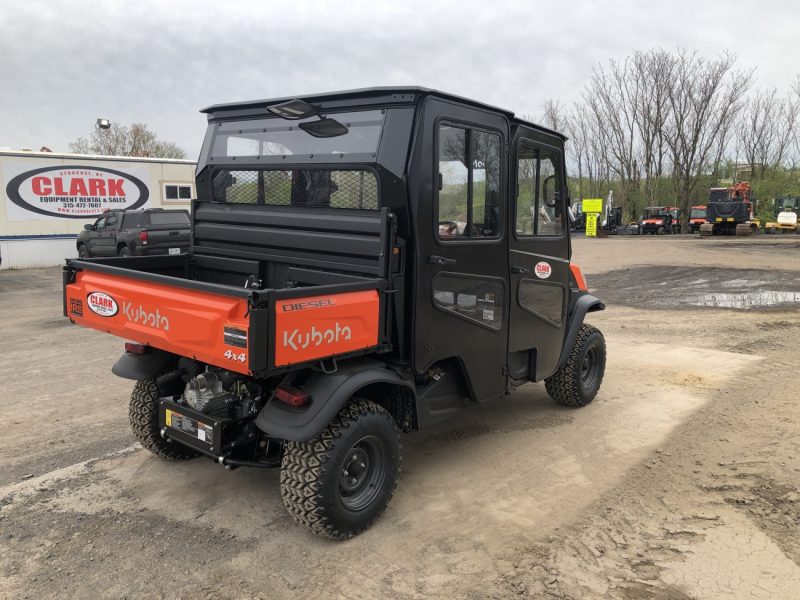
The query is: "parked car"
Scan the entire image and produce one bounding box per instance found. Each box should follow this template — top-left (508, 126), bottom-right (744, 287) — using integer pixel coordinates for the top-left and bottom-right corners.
top-left (76, 208), bottom-right (190, 258)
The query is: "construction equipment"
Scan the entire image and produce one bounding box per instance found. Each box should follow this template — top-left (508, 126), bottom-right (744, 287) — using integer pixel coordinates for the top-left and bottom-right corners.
top-left (688, 205), bottom-right (706, 234)
top-left (764, 196), bottom-right (800, 234)
top-left (639, 206), bottom-right (682, 234)
top-left (699, 182), bottom-right (759, 237)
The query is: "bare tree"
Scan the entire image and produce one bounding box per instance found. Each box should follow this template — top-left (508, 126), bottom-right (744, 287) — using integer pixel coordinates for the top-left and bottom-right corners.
top-left (663, 50), bottom-right (751, 229)
top-left (583, 57), bottom-right (643, 216)
top-left (70, 122), bottom-right (186, 159)
top-left (737, 88), bottom-right (799, 178)
top-left (631, 49), bottom-right (674, 208)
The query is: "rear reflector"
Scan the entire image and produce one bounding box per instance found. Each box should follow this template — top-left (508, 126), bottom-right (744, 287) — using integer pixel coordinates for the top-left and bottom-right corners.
top-left (124, 341), bottom-right (149, 354)
top-left (274, 385), bottom-right (310, 407)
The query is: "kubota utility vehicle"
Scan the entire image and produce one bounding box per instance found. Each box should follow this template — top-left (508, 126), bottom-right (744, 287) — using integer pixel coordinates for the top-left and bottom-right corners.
top-left (688, 205), bottom-right (706, 234)
top-left (640, 206), bottom-right (681, 234)
top-left (63, 88), bottom-right (606, 539)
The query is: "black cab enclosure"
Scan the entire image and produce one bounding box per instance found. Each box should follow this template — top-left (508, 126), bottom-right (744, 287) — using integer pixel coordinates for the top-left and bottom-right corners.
top-left (63, 88), bottom-right (606, 538)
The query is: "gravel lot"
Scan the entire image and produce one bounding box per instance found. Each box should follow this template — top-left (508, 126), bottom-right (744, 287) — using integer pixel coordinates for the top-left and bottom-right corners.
top-left (1, 235), bottom-right (799, 599)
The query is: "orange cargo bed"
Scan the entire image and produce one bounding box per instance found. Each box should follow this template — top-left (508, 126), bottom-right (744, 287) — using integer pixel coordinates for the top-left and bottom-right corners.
top-left (64, 263), bottom-right (384, 375)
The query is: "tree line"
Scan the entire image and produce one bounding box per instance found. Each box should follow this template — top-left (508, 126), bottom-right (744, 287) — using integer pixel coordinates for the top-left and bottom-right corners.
top-left (539, 49), bottom-right (800, 223)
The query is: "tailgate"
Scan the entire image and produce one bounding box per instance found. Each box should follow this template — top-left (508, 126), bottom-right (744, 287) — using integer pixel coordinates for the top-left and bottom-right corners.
top-left (65, 270), bottom-right (252, 374)
top-left (145, 227), bottom-right (190, 249)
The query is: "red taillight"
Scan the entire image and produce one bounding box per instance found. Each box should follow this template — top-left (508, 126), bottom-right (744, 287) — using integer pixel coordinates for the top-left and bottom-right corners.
top-left (139, 230), bottom-right (148, 245)
top-left (570, 263), bottom-right (589, 292)
top-left (124, 341), bottom-right (149, 354)
top-left (274, 385), bottom-right (310, 407)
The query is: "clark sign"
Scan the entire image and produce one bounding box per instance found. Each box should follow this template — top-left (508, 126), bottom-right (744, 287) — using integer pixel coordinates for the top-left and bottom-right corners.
top-left (4, 162), bottom-right (149, 221)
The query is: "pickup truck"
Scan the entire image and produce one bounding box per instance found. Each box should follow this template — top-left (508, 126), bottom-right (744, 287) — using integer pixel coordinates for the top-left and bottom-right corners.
top-left (64, 88), bottom-right (606, 539)
top-left (76, 208), bottom-right (190, 258)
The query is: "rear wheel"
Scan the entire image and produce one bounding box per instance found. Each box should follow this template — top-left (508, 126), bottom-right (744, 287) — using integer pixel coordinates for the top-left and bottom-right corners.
top-left (545, 324), bottom-right (606, 407)
top-left (280, 398), bottom-right (400, 539)
top-left (657, 226), bottom-right (665, 235)
top-left (118, 246), bottom-right (131, 257)
top-left (129, 378), bottom-right (199, 460)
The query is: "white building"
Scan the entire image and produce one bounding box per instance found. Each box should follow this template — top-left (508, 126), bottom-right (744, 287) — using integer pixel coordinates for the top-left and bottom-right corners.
top-left (0, 150), bottom-right (196, 269)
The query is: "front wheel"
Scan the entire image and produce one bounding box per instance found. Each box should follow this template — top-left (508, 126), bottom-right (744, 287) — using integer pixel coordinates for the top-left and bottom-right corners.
top-left (280, 398), bottom-right (400, 539)
top-left (545, 324), bottom-right (606, 407)
top-left (129, 379), bottom-right (199, 460)
top-left (78, 245), bottom-right (89, 259)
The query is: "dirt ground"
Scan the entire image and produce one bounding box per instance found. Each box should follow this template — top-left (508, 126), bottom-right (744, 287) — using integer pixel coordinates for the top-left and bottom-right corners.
top-left (1, 234), bottom-right (800, 599)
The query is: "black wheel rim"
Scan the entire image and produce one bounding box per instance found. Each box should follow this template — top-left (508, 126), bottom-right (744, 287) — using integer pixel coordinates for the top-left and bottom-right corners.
top-left (339, 435), bottom-right (388, 512)
top-left (581, 344), bottom-right (600, 391)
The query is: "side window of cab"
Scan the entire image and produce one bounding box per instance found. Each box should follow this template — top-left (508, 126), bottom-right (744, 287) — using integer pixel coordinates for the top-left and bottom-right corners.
top-left (436, 123), bottom-right (502, 240)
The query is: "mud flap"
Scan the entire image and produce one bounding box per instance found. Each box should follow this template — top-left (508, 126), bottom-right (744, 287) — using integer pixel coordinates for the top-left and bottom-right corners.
top-left (255, 359), bottom-right (414, 442)
top-left (112, 348), bottom-right (175, 380)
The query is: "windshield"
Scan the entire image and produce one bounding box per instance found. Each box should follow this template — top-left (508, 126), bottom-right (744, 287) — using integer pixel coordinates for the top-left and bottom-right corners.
top-left (211, 110), bottom-right (385, 160)
top-left (690, 208), bottom-right (706, 219)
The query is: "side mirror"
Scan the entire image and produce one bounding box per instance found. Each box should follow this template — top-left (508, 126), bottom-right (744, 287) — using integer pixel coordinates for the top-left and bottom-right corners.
top-left (84, 224), bottom-right (95, 231)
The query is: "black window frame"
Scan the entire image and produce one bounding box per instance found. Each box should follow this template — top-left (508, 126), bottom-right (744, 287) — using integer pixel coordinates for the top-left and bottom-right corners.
top-left (513, 139), bottom-right (566, 241)
top-left (434, 118), bottom-right (505, 245)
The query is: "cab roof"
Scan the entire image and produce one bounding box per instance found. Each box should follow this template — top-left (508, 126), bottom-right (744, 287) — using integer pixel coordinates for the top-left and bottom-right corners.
top-left (200, 86), bottom-right (566, 140)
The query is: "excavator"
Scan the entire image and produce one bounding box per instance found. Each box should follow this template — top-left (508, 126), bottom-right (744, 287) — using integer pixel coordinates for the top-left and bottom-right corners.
top-left (699, 181), bottom-right (760, 237)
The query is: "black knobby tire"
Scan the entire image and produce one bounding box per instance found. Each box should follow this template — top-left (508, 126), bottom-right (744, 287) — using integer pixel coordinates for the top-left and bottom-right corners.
top-left (545, 324), bottom-right (606, 408)
top-left (129, 378), bottom-right (199, 460)
top-left (280, 398), bottom-right (401, 539)
top-left (78, 245), bottom-right (89, 259)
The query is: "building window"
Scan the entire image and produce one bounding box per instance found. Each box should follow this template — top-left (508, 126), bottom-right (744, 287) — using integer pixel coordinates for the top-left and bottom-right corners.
top-left (164, 183), bottom-right (194, 201)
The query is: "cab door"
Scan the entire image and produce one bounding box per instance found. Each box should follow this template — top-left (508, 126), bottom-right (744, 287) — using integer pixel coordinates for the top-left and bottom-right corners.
top-left (507, 130), bottom-right (570, 381)
top-left (94, 212), bottom-right (119, 256)
top-left (413, 99), bottom-right (509, 402)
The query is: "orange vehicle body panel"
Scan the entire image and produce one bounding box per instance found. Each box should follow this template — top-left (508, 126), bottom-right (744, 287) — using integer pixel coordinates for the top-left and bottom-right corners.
top-left (274, 290), bottom-right (380, 367)
top-left (690, 205), bottom-right (707, 225)
top-left (65, 271), bottom-right (252, 374)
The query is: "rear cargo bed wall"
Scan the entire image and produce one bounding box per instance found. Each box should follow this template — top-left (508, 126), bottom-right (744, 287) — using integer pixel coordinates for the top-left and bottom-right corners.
top-left (191, 201), bottom-right (391, 287)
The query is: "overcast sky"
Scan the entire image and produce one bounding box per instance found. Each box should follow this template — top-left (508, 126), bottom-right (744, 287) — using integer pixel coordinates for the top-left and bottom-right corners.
top-left (1, 0), bottom-right (797, 157)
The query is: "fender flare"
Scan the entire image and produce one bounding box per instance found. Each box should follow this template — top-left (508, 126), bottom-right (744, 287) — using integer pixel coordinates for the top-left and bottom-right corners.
top-left (111, 348), bottom-right (174, 380)
top-left (255, 359), bottom-right (415, 442)
top-left (557, 294), bottom-right (605, 368)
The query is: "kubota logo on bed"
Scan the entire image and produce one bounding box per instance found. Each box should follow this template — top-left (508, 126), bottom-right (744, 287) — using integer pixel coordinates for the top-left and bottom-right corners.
top-left (123, 302), bottom-right (170, 331)
top-left (87, 292), bottom-right (118, 317)
top-left (282, 322), bottom-right (352, 351)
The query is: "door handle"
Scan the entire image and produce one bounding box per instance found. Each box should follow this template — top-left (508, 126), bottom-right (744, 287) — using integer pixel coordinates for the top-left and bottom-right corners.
top-left (511, 265), bottom-right (530, 274)
top-left (428, 255), bottom-right (457, 266)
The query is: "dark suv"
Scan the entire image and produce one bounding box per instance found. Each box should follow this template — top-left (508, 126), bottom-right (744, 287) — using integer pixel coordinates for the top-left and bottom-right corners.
top-left (76, 208), bottom-right (190, 258)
